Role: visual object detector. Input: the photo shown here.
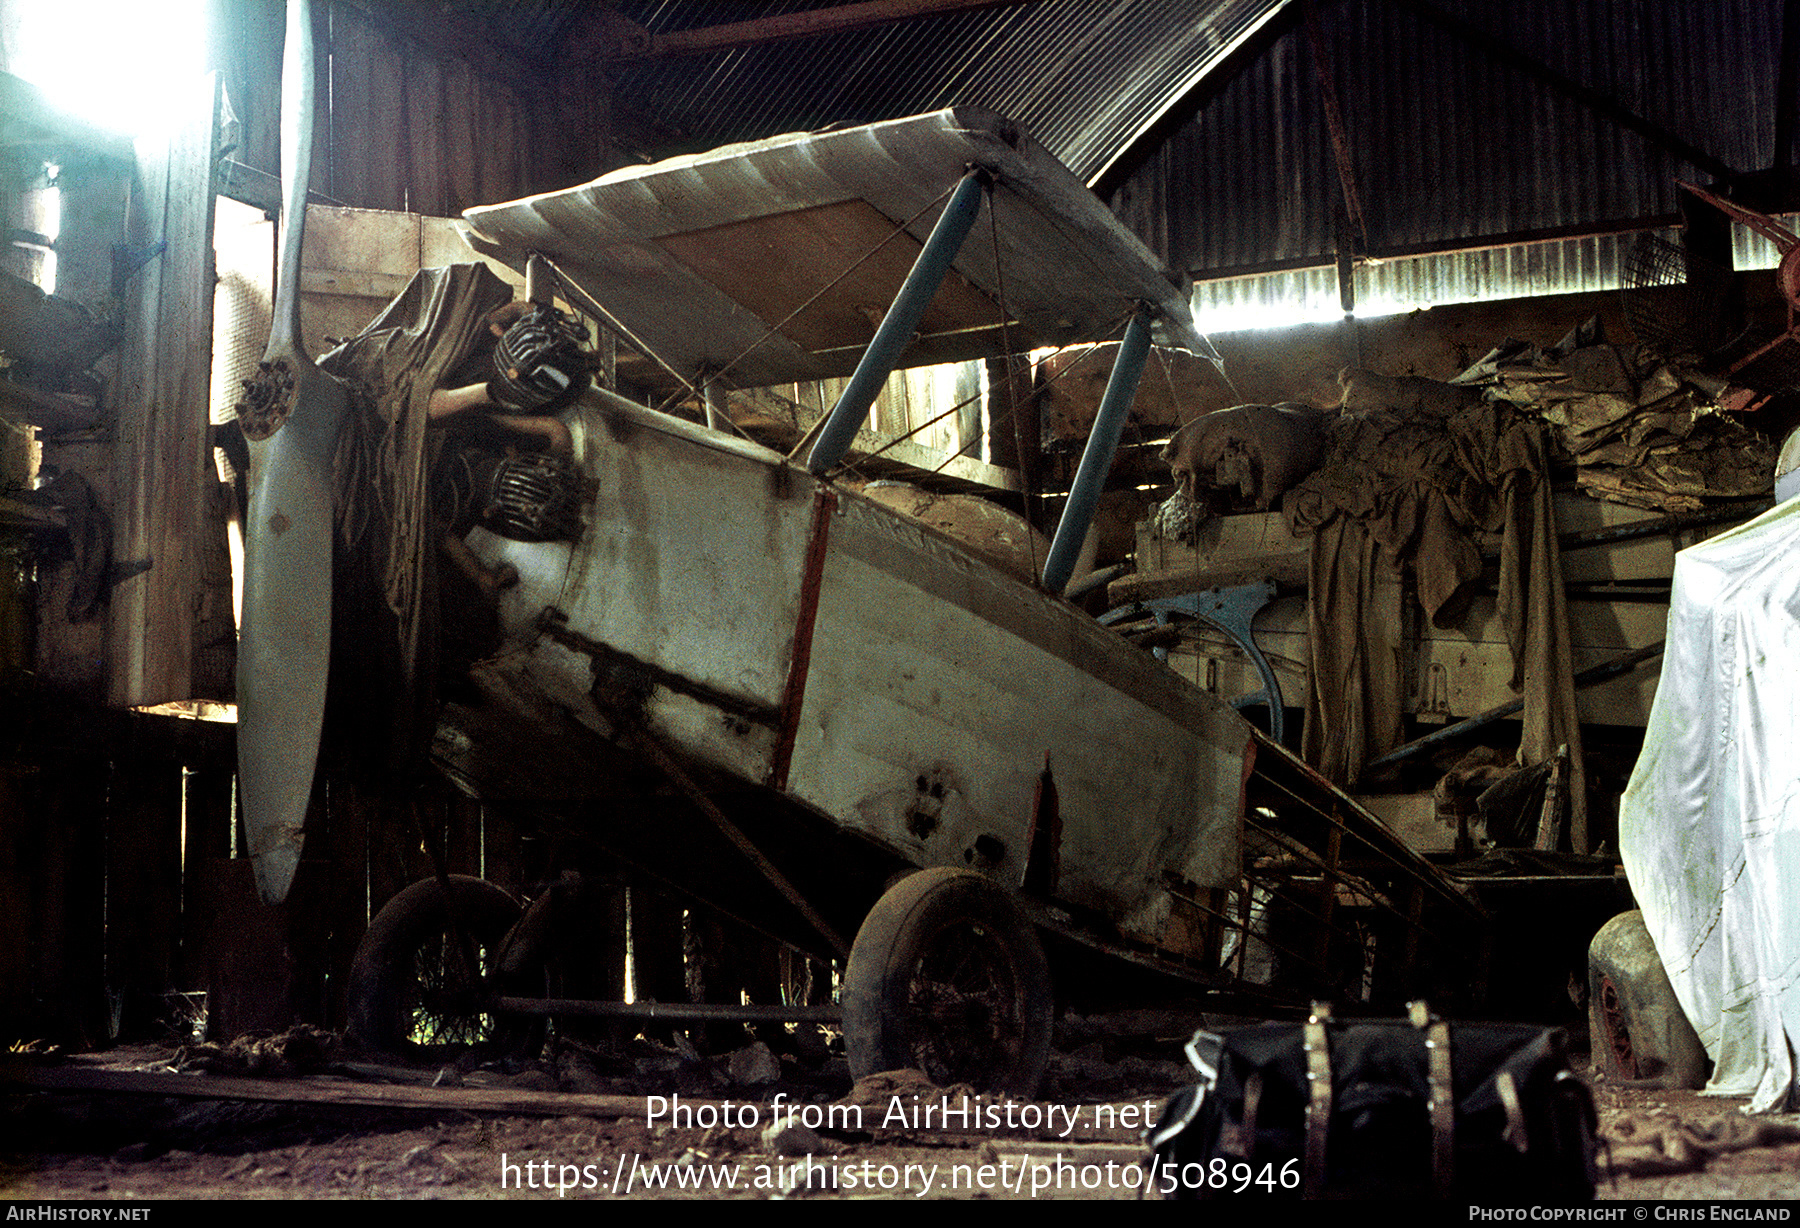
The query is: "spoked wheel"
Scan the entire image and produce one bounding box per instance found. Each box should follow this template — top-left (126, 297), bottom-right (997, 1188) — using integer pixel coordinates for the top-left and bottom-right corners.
top-left (843, 868), bottom-right (1053, 1097)
top-left (1585, 909), bottom-right (1707, 1088)
top-left (347, 875), bottom-right (542, 1063)
top-left (1594, 973), bottom-right (1638, 1078)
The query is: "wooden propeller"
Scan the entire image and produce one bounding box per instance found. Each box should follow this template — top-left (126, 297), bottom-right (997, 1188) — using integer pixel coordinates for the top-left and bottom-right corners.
top-left (235, 0), bottom-right (347, 904)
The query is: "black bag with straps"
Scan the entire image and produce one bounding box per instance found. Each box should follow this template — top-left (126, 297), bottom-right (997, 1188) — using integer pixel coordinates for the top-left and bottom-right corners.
top-left (1145, 1003), bottom-right (1597, 1200)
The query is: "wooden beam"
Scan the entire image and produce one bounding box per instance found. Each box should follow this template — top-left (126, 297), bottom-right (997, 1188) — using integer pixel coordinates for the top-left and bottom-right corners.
top-left (300, 265), bottom-right (412, 300)
top-left (603, 0), bottom-right (1038, 62)
top-left (9, 1059), bottom-right (1163, 1140)
top-left (0, 379), bottom-right (101, 433)
top-left (10, 1060), bottom-right (648, 1118)
top-left (1304, 0), bottom-right (1365, 248)
top-left (1107, 553), bottom-right (1310, 607)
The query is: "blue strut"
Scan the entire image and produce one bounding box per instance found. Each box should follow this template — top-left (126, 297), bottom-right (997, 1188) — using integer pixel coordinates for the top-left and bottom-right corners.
top-left (1041, 309), bottom-right (1151, 594)
top-left (807, 172), bottom-right (987, 475)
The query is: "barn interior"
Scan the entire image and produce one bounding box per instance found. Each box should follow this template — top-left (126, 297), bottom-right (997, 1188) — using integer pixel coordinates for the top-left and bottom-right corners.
top-left (3, 0), bottom-right (1799, 1200)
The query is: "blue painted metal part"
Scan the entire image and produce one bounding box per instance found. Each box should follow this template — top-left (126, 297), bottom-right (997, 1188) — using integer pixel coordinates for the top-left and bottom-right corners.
top-left (1041, 309), bottom-right (1151, 594)
top-left (807, 172), bottom-right (987, 475)
top-left (1100, 580), bottom-right (1286, 741)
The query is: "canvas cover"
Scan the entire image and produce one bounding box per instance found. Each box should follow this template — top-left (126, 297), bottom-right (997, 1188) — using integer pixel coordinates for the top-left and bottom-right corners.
top-left (1619, 495), bottom-right (1800, 1112)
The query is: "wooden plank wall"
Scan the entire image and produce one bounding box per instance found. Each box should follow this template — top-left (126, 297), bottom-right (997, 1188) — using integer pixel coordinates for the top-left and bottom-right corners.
top-left (211, 1), bottom-right (592, 220)
top-left (2, 3), bottom-right (614, 1046)
top-left (1, 86), bottom-right (121, 1044)
top-left (107, 73), bottom-right (235, 708)
top-left (0, 699), bottom-right (534, 1046)
top-left (0, 696), bottom-right (110, 1045)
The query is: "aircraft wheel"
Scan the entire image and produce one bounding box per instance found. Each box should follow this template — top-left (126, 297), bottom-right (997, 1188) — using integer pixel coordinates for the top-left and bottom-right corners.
top-left (1587, 909), bottom-right (1707, 1088)
top-left (842, 867), bottom-right (1053, 1097)
top-left (347, 875), bottom-right (541, 1063)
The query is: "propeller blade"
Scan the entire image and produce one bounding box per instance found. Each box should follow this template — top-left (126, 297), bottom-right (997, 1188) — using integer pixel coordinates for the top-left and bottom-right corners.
top-left (236, 0), bottom-right (348, 904)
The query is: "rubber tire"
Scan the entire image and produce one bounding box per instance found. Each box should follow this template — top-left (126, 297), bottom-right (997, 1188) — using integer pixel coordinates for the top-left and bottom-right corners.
top-left (843, 867), bottom-right (1053, 1097)
top-left (347, 875), bottom-right (535, 1063)
top-left (1586, 909), bottom-right (1708, 1088)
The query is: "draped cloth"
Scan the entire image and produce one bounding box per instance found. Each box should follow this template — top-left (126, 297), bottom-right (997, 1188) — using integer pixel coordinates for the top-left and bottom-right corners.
top-left (1300, 518), bottom-right (1403, 788)
top-left (1287, 384), bottom-right (1586, 834)
top-left (321, 264), bottom-right (517, 773)
top-left (1620, 497), bottom-right (1800, 1113)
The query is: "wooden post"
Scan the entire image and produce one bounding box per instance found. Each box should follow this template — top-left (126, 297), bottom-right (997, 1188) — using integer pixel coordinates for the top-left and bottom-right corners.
top-left (108, 72), bottom-right (234, 708)
top-left (316, 777), bottom-right (373, 1029)
top-left (0, 698), bottom-right (111, 1045)
top-left (629, 882), bottom-right (687, 1040)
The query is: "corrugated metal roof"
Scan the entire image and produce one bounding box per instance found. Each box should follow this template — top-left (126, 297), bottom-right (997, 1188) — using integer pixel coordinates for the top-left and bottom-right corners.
top-left (421, 0), bottom-right (1791, 319)
top-left (1189, 228), bottom-right (1685, 329)
top-left (1111, 0), bottom-right (1785, 276)
top-left (600, 0), bottom-right (1289, 183)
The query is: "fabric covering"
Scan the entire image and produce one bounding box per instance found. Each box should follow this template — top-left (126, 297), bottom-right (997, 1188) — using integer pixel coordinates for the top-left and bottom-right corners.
top-left (1284, 375), bottom-right (1584, 815)
top-left (1299, 518), bottom-right (1404, 788)
top-left (321, 263), bottom-right (517, 771)
top-left (1451, 321), bottom-right (1773, 512)
top-left (1620, 495), bottom-right (1800, 1113)
top-left (324, 264), bottom-right (515, 676)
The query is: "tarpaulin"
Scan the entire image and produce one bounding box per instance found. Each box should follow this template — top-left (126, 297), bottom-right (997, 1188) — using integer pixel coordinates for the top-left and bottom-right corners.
top-left (1285, 377), bottom-right (1583, 811)
top-left (1619, 495), bottom-right (1800, 1112)
top-left (320, 263), bottom-right (516, 778)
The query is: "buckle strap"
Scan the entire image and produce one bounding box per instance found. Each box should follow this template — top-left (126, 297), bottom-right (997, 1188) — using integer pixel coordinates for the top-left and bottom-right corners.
top-left (1497, 1070), bottom-right (1529, 1153)
top-left (1410, 1000), bottom-right (1454, 1197)
top-left (1303, 1002), bottom-right (1333, 1199)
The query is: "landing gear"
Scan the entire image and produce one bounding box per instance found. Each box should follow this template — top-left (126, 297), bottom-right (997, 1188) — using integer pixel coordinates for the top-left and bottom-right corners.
top-left (346, 875), bottom-right (541, 1063)
top-left (842, 868), bottom-right (1053, 1097)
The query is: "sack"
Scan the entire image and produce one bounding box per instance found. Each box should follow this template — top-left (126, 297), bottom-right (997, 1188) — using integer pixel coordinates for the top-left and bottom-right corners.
top-left (1145, 1003), bottom-right (1597, 1200)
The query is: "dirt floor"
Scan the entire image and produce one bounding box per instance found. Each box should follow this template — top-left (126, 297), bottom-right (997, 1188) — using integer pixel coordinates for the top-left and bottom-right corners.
top-left (3, 1023), bottom-right (1798, 1202)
